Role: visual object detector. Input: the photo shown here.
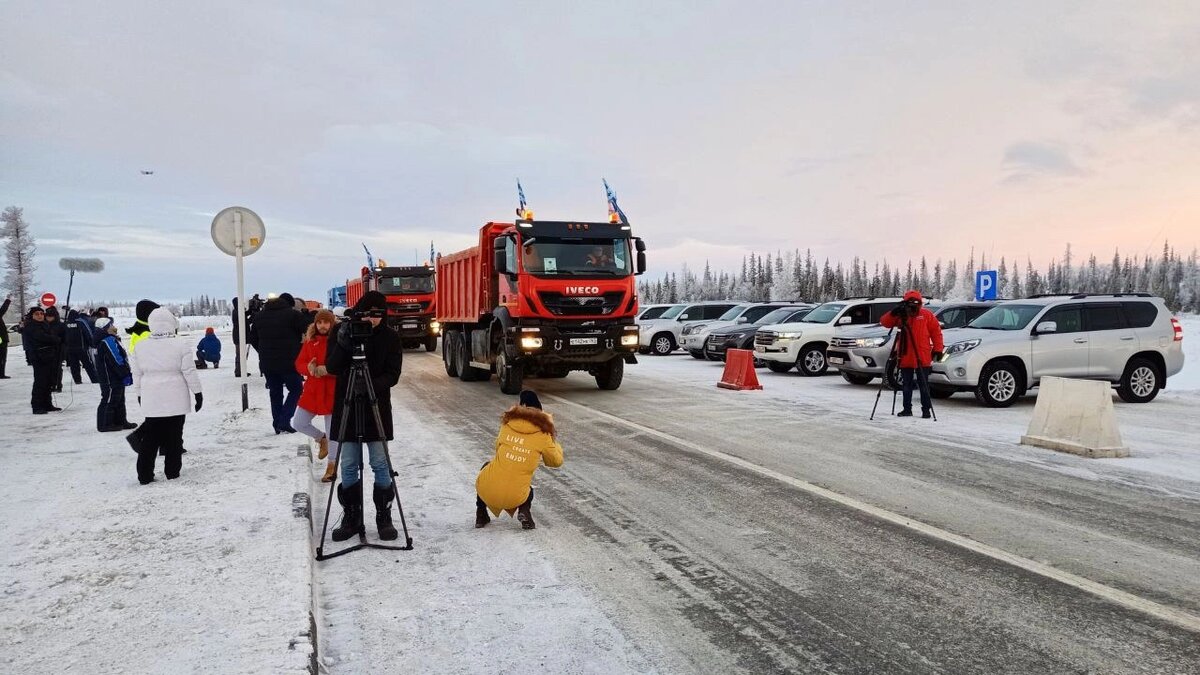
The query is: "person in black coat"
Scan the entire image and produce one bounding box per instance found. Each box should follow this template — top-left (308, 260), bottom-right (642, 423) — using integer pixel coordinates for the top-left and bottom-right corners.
top-left (0, 296), bottom-right (11, 379)
top-left (22, 307), bottom-right (61, 414)
top-left (64, 309), bottom-right (99, 384)
top-left (44, 306), bottom-right (67, 392)
top-left (325, 290), bottom-right (403, 542)
top-left (248, 293), bottom-right (308, 433)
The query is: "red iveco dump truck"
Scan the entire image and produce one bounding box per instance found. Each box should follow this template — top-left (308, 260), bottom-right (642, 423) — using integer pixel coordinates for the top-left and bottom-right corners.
top-left (436, 218), bottom-right (647, 393)
top-left (346, 264), bottom-right (439, 351)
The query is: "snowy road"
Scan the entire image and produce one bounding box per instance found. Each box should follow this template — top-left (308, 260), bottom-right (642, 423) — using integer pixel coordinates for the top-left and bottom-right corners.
top-left (314, 351), bottom-right (1200, 673)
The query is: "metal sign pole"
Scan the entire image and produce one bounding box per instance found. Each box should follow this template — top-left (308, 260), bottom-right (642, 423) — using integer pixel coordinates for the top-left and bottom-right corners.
top-left (234, 210), bottom-right (250, 411)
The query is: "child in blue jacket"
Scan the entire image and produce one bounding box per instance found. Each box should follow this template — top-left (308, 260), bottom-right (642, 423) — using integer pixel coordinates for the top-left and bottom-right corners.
top-left (195, 327), bottom-right (221, 369)
top-left (94, 318), bottom-right (135, 432)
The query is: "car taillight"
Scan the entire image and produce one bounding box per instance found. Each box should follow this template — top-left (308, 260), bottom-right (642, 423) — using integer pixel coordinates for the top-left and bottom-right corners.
top-left (1172, 317), bottom-right (1183, 342)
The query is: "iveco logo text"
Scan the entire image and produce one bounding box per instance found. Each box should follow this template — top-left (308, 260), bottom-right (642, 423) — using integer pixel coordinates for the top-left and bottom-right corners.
top-left (565, 286), bottom-right (601, 295)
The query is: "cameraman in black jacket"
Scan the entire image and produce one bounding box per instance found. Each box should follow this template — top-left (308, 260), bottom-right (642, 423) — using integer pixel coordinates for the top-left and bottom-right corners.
top-left (325, 290), bottom-right (403, 542)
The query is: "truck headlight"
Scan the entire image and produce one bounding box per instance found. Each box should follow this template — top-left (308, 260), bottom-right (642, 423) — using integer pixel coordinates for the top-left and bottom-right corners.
top-left (520, 336), bottom-right (544, 350)
top-left (429, 320), bottom-right (441, 335)
top-left (942, 339), bottom-right (981, 359)
top-left (621, 326), bottom-right (639, 347)
top-left (854, 336), bottom-right (887, 348)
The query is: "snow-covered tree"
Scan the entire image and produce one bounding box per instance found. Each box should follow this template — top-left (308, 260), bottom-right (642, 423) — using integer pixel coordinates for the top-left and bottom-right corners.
top-left (770, 251), bottom-right (798, 301)
top-left (2, 206), bottom-right (36, 310)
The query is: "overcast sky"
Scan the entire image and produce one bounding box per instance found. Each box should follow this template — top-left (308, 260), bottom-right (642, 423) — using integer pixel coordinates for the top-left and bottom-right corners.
top-left (2, 1), bottom-right (1198, 303)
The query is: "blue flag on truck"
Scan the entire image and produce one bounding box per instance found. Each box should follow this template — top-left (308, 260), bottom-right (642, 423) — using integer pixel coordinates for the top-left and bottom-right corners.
top-left (604, 178), bottom-right (628, 224)
top-left (363, 243), bottom-right (375, 269)
top-left (516, 179), bottom-right (528, 219)
top-left (430, 240), bottom-right (435, 265)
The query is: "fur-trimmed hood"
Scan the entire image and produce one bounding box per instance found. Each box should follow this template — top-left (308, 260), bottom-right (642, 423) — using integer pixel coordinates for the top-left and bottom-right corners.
top-left (501, 404), bottom-right (556, 438)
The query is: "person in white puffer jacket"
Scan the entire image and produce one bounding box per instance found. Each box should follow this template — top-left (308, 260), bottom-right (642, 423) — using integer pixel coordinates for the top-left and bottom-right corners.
top-left (130, 307), bottom-right (203, 485)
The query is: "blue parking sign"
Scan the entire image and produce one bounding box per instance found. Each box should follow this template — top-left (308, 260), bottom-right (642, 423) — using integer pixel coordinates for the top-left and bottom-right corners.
top-left (975, 270), bottom-right (998, 301)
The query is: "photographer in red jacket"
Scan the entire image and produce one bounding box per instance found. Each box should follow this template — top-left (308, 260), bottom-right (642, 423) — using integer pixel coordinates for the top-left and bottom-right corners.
top-left (880, 290), bottom-right (944, 418)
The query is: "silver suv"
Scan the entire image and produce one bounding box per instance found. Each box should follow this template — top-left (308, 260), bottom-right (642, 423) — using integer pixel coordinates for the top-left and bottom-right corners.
top-left (637, 301), bottom-right (738, 356)
top-left (930, 294), bottom-right (1185, 407)
top-left (829, 301), bottom-right (998, 386)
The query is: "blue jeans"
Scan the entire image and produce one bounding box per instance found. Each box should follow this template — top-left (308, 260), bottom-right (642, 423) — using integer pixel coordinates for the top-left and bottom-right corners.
top-left (340, 441), bottom-right (392, 487)
top-left (264, 370), bottom-right (303, 431)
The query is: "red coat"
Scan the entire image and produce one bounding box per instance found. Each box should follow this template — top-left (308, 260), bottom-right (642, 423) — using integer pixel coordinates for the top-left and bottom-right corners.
top-left (295, 333), bottom-right (336, 415)
top-left (880, 303), bottom-right (944, 369)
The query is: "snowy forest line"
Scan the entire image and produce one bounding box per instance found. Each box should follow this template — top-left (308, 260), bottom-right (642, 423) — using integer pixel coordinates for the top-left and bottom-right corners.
top-left (637, 243), bottom-right (1200, 312)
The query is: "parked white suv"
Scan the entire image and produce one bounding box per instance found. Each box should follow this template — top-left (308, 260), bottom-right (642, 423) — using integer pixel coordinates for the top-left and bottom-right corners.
top-left (754, 297), bottom-right (905, 375)
top-left (680, 302), bottom-right (797, 358)
top-left (930, 294), bottom-right (1185, 407)
top-left (638, 301), bottom-right (738, 356)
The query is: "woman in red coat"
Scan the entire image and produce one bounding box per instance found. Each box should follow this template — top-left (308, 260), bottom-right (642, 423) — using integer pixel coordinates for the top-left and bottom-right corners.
top-left (292, 309), bottom-right (339, 481)
top-left (879, 290), bottom-right (944, 418)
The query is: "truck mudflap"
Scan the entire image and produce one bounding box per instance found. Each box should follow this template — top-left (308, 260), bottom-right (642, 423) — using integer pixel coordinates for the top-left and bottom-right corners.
top-left (511, 323), bottom-right (640, 365)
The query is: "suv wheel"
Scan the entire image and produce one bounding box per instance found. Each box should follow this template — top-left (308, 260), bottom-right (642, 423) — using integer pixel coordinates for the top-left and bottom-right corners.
top-left (840, 371), bottom-right (873, 385)
top-left (1117, 358), bottom-right (1161, 403)
top-left (930, 386), bottom-right (954, 399)
top-left (766, 360), bottom-right (794, 373)
top-left (798, 344), bottom-right (827, 377)
top-left (976, 361), bottom-right (1022, 407)
top-left (651, 333), bottom-right (675, 356)
top-left (884, 360), bottom-right (902, 390)
top-left (689, 349), bottom-right (705, 360)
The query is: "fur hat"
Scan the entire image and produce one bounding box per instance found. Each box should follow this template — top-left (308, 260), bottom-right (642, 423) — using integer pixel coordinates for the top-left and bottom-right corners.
top-left (313, 309), bottom-right (336, 324)
top-left (354, 290), bottom-right (387, 314)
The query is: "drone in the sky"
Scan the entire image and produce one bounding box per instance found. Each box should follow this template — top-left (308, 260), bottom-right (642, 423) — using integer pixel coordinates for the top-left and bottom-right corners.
top-left (140, 170), bottom-right (154, 175)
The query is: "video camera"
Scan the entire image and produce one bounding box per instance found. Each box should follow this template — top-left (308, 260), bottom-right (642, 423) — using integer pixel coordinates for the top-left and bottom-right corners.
top-left (891, 298), bottom-right (921, 319)
top-left (344, 307), bottom-right (385, 342)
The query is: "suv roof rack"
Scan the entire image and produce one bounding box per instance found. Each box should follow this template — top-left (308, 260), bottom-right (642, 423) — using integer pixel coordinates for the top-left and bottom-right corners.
top-left (1027, 292), bottom-right (1153, 299)
top-left (839, 296), bottom-right (877, 301)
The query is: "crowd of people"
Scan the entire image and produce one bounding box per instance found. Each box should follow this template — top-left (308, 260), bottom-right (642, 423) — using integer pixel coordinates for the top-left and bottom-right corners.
top-left (0, 290), bottom-right (567, 534)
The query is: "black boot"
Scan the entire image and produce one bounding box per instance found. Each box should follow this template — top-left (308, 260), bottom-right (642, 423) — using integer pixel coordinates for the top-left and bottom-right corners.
top-left (373, 484), bottom-right (399, 541)
top-left (921, 408), bottom-right (932, 419)
top-left (517, 503), bottom-right (536, 530)
top-left (331, 483), bottom-right (364, 542)
top-left (475, 506), bottom-right (491, 529)
top-left (897, 409), bottom-right (913, 417)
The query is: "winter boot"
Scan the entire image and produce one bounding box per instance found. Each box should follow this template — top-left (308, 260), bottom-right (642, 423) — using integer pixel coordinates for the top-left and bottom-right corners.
top-left (373, 484), bottom-right (399, 541)
top-left (331, 483), bottom-right (364, 542)
top-left (921, 408), bottom-right (933, 419)
top-left (896, 409), bottom-right (913, 417)
top-left (475, 506), bottom-right (491, 529)
top-left (317, 436), bottom-right (329, 460)
top-left (194, 359), bottom-right (207, 369)
top-left (321, 460), bottom-right (336, 483)
top-left (517, 504), bottom-right (536, 530)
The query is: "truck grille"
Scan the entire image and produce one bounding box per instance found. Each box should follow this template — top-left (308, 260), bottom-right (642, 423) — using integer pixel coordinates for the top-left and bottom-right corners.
top-left (388, 301), bottom-right (431, 314)
top-left (830, 337), bottom-right (858, 348)
top-left (755, 332), bottom-right (776, 347)
top-left (538, 291), bottom-right (625, 316)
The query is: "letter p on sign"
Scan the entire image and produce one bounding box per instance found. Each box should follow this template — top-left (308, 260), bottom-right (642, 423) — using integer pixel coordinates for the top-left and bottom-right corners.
top-left (976, 270), bottom-right (998, 301)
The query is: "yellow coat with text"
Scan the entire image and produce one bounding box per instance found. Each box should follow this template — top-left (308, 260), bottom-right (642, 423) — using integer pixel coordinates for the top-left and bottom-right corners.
top-left (476, 406), bottom-right (564, 516)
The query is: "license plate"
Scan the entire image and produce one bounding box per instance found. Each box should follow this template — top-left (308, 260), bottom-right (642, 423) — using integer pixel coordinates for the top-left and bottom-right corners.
top-left (569, 337), bottom-right (598, 346)
top-left (828, 356), bottom-right (844, 365)
top-left (402, 323), bottom-right (417, 330)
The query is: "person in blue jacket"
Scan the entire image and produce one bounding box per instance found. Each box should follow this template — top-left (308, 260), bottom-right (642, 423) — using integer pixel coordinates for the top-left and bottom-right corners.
top-left (195, 327), bottom-right (221, 369)
top-left (94, 317), bottom-right (136, 432)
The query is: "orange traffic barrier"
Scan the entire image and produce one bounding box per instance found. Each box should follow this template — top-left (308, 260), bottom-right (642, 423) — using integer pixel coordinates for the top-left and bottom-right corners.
top-left (717, 348), bottom-right (763, 391)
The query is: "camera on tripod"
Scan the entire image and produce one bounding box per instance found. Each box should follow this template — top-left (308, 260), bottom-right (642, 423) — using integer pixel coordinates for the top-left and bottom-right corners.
top-left (345, 308), bottom-right (384, 343)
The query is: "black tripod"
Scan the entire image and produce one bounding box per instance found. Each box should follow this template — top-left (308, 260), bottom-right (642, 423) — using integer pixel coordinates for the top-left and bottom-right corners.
top-left (315, 345), bottom-right (413, 560)
top-left (869, 309), bottom-right (938, 421)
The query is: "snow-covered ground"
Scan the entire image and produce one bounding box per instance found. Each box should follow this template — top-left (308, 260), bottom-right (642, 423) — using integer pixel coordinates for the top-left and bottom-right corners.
top-left (0, 337), bottom-right (313, 673)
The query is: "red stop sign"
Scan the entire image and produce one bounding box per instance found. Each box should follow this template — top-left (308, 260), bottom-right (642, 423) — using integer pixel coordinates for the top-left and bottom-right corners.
top-left (40, 292), bottom-right (57, 308)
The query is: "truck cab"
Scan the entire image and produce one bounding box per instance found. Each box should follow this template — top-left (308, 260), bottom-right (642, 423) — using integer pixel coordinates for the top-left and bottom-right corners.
top-left (437, 219), bottom-right (647, 393)
top-left (346, 265), bottom-right (439, 351)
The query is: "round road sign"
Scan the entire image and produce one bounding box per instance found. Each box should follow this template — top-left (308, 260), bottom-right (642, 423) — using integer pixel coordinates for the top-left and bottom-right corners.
top-left (210, 206), bottom-right (266, 257)
top-left (40, 292), bottom-right (57, 308)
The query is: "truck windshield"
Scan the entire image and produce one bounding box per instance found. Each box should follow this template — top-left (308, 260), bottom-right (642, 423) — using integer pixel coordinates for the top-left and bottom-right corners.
top-left (801, 303), bottom-right (846, 324)
top-left (379, 276), bottom-right (434, 293)
top-left (968, 304), bottom-right (1041, 330)
top-left (521, 237), bottom-right (632, 276)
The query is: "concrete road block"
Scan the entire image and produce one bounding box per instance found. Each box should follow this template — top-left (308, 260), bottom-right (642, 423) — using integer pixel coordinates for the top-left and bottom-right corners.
top-left (1021, 376), bottom-right (1129, 458)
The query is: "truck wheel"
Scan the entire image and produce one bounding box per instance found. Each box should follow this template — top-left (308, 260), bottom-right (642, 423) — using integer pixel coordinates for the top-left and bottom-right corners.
top-left (798, 344), bottom-right (827, 376)
top-left (496, 350), bottom-right (524, 395)
top-left (975, 360), bottom-right (1023, 407)
top-left (766, 361), bottom-right (794, 373)
top-left (596, 357), bottom-right (624, 390)
top-left (651, 332), bottom-right (675, 356)
top-left (458, 333), bottom-right (486, 382)
top-left (840, 372), bottom-right (874, 385)
top-left (443, 332), bottom-right (459, 378)
top-left (425, 334), bottom-right (438, 352)
top-left (1117, 357), bottom-right (1161, 403)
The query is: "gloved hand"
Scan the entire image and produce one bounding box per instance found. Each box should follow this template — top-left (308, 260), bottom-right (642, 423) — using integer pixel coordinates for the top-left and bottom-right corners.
top-left (314, 365), bottom-right (328, 378)
top-left (194, 393), bottom-right (203, 412)
top-left (932, 351), bottom-right (944, 361)
top-left (889, 304), bottom-right (907, 318)
top-left (307, 359), bottom-right (317, 376)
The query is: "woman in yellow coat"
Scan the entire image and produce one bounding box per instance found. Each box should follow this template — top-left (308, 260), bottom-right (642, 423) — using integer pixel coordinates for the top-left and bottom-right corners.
top-left (475, 390), bottom-right (563, 530)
